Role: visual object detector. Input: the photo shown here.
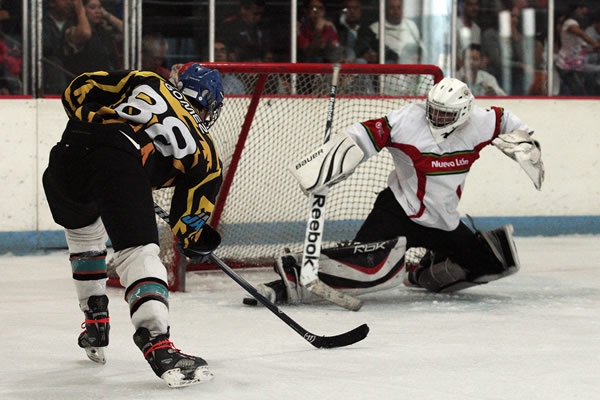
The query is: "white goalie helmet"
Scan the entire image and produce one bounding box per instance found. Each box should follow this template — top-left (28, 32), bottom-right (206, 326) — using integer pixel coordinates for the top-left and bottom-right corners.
top-left (425, 77), bottom-right (474, 143)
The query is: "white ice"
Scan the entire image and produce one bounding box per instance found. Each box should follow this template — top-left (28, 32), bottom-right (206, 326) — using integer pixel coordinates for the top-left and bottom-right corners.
top-left (1, 235), bottom-right (599, 400)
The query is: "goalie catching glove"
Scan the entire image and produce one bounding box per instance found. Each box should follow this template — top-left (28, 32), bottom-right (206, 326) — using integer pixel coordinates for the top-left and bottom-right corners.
top-left (289, 132), bottom-right (365, 193)
top-left (492, 130), bottom-right (544, 190)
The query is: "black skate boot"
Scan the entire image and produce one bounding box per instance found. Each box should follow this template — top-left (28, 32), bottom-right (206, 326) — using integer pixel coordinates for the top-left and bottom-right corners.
top-left (255, 278), bottom-right (289, 304)
top-left (243, 251), bottom-right (302, 306)
top-left (78, 295), bottom-right (110, 364)
top-left (403, 248), bottom-right (430, 288)
top-left (133, 327), bottom-right (213, 388)
top-left (475, 224), bottom-right (520, 283)
top-left (404, 250), bottom-right (472, 293)
top-left (258, 253), bottom-right (303, 305)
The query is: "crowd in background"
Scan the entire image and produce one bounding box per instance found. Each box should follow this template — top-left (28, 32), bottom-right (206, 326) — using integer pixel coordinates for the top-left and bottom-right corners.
top-left (1, 0), bottom-right (600, 97)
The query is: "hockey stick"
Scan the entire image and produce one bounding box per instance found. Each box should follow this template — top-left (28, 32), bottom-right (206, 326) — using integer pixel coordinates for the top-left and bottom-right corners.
top-left (300, 64), bottom-right (363, 311)
top-left (153, 202), bottom-right (369, 349)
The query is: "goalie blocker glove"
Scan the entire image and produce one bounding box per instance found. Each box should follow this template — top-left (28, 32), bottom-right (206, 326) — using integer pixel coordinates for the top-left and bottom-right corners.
top-left (289, 132), bottom-right (364, 193)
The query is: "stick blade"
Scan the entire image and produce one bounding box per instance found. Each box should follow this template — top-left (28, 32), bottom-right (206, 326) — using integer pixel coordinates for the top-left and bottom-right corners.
top-left (312, 323), bottom-right (370, 349)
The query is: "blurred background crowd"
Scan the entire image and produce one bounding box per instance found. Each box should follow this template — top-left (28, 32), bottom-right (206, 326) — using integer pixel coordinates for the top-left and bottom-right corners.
top-left (1, 0), bottom-right (599, 97)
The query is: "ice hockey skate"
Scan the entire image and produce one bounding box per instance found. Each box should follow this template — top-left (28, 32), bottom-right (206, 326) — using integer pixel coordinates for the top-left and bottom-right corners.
top-left (251, 252), bottom-right (303, 305)
top-left (133, 327), bottom-right (213, 388)
top-left (403, 225), bottom-right (521, 293)
top-left (475, 224), bottom-right (520, 283)
top-left (402, 247), bottom-right (429, 288)
top-left (78, 295), bottom-right (110, 364)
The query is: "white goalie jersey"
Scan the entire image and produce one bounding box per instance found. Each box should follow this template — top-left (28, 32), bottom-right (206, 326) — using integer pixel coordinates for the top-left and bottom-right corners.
top-left (344, 104), bottom-right (531, 231)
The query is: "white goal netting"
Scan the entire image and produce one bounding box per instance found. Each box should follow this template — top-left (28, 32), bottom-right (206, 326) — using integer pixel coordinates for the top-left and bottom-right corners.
top-left (152, 63), bottom-right (443, 289)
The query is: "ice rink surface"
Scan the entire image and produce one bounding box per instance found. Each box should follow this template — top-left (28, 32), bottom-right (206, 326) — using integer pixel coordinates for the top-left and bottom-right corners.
top-left (0, 235), bottom-right (598, 400)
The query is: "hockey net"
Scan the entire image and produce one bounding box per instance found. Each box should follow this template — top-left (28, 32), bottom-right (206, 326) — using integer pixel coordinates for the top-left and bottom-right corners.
top-left (151, 63), bottom-right (443, 291)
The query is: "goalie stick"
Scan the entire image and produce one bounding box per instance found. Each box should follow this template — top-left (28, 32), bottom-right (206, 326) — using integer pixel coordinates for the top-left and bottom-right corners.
top-left (153, 202), bottom-right (369, 349)
top-left (300, 64), bottom-right (363, 311)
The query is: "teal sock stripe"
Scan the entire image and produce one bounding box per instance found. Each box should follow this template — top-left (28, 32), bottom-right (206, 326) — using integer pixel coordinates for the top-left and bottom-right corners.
top-left (70, 253), bottom-right (107, 281)
top-left (126, 279), bottom-right (169, 316)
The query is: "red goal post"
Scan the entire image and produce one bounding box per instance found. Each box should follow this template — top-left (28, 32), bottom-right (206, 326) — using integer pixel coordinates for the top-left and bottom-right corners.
top-left (151, 63), bottom-right (444, 291)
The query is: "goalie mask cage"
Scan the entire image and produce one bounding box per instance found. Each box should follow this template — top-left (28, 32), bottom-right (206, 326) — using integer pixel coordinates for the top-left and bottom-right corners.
top-left (151, 63), bottom-right (443, 291)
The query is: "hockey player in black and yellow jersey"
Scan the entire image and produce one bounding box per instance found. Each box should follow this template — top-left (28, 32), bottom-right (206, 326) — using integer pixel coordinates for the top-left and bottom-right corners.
top-left (43, 63), bottom-right (224, 387)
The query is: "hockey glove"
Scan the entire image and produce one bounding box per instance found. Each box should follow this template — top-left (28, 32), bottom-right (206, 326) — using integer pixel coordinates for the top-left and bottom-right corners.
top-left (178, 224), bottom-right (222, 263)
top-left (288, 132), bottom-right (364, 193)
top-left (492, 130), bottom-right (544, 190)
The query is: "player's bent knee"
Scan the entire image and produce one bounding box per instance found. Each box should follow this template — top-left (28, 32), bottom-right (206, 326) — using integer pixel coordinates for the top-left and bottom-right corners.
top-left (112, 244), bottom-right (168, 288)
top-left (65, 217), bottom-right (108, 254)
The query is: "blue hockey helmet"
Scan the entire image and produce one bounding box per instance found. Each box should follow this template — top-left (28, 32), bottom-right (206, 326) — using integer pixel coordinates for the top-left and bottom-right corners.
top-left (177, 63), bottom-right (224, 128)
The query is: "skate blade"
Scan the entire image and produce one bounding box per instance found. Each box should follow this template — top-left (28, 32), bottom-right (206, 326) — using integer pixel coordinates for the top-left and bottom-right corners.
top-left (84, 346), bottom-right (106, 364)
top-left (162, 365), bottom-right (214, 388)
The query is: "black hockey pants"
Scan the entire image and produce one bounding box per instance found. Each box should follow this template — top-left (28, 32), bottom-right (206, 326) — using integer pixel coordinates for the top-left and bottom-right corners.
top-left (353, 187), bottom-right (503, 280)
top-left (43, 120), bottom-right (158, 251)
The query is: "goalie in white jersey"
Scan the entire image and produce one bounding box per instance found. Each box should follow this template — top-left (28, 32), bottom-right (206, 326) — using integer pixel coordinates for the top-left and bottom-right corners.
top-left (257, 77), bottom-right (544, 305)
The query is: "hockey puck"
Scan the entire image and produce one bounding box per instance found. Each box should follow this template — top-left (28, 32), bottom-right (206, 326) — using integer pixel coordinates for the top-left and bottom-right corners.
top-left (243, 297), bottom-right (258, 306)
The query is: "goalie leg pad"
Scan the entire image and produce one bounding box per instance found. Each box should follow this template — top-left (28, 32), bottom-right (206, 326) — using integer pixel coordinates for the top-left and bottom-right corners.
top-left (317, 237), bottom-right (407, 295)
top-left (279, 237), bottom-right (407, 304)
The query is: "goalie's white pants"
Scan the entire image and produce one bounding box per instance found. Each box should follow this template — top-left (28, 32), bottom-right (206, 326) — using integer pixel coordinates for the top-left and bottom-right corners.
top-left (66, 218), bottom-right (169, 337)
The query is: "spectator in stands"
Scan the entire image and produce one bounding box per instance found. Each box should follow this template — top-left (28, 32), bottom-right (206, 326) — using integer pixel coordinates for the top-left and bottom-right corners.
top-left (332, 1), bottom-right (376, 94)
top-left (481, 3), bottom-right (532, 95)
top-left (555, 2), bottom-right (600, 95)
top-left (506, 5), bottom-right (530, 95)
top-left (457, 43), bottom-right (506, 96)
top-left (0, 4), bottom-right (21, 94)
top-left (0, 35), bottom-right (20, 80)
top-left (583, 11), bottom-right (600, 95)
top-left (141, 33), bottom-right (170, 79)
top-left (335, 0), bottom-right (362, 63)
top-left (355, 0), bottom-right (421, 64)
top-left (584, 11), bottom-right (600, 58)
top-left (0, 1), bottom-right (7, 21)
top-left (220, 0), bottom-right (273, 62)
top-left (297, 0), bottom-right (342, 63)
top-left (528, 33), bottom-right (550, 95)
top-left (213, 40), bottom-right (246, 94)
top-left (0, 76), bottom-right (10, 94)
top-left (42, 0), bottom-right (75, 95)
top-left (63, 0), bottom-right (123, 77)
top-left (457, 0), bottom-right (482, 69)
